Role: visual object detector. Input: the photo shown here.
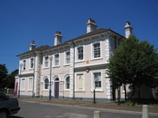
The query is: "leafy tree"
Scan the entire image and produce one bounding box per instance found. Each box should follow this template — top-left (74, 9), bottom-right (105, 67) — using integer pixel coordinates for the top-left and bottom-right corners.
top-left (0, 64), bottom-right (8, 88)
top-left (4, 69), bottom-right (19, 88)
top-left (107, 36), bottom-right (158, 102)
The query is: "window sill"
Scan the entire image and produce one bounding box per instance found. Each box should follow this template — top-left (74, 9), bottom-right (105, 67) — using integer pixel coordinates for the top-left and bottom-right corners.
top-left (63, 64), bottom-right (70, 67)
top-left (91, 89), bottom-right (103, 92)
top-left (64, 89), bottom-right (70, 91)
top-left (42, 90), bottom-right (49, 92)
top-left (75, 60), bottom-right (85, 63)
top-left (53, 66), bottom-right (60, 68)
top-left (90, 57), bottom-right (103, 61)
top-left (75, 90), bottom-right (85, 92)
top-left (43, 67), bottom-right (49, 69)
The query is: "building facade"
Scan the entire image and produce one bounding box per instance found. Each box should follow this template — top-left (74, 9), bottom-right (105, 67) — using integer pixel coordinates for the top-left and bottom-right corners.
top-left (15, 19), bottom-right (132, 100)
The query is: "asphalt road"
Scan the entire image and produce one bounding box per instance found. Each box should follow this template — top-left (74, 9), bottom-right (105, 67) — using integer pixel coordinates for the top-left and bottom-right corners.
top-left (10, 101), bottom-right (158, 118)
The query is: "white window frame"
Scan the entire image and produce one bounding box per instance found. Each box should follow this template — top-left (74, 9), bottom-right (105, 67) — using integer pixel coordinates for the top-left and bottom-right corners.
top-left (91, 41), bottom-right (102, 60)
top-left (91, 71), bottom-right (103, 91)
top-left (23, 60), bottom-right (26, 70)
top-left (20, 78), bottom-right (25, 91)
top-left (44, 56), bottom-right (49, 68)
top-left (43, 77), bottom-right (49, 90)
top-left (65, 76), bottom-right (70, 90)
top-left (28, 78), bottom-right (33, 91)
top-left (75, 45), bottom-right (85, 62)
top-left (30, 58), bottom-right (34, 69)
top-left (54, 54), bottom-right (60, 67)
top-left (65, 51), bottom-right (70, 65)
top-left (75, 73), bottom-right (85, 92)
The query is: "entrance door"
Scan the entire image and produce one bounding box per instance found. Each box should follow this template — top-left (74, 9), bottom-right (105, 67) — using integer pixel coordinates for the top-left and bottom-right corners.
top-left (54, 82), bottom-right (59, 98)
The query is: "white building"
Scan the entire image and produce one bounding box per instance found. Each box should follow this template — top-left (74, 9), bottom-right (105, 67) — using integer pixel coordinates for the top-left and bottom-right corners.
top-left (15, 19), bottom-right (132, 100)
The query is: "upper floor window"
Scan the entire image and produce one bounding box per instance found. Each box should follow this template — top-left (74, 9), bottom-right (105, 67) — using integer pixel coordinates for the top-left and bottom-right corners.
top-left (44, 56), bottom-right (48, 67)
top-left (77, 47), bottom-right (83, 60)
top-left (93, 43), bottom-right (100, 58)
top-left (54, 54), bottom-right (59, 66)
top-left (66, 51), bottom-right (70, 64)
top-left (30, 58), bottom-right (34, 68)
top-left (23, 60), bottom-right (26, 70)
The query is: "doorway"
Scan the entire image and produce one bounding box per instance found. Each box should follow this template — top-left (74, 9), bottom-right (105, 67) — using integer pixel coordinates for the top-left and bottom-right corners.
top-left (54, 78), bottom-right (59, 98)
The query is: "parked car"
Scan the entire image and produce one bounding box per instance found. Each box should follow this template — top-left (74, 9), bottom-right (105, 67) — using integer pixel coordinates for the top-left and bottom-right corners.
top-left (0, 92), bottom-right (20, 118)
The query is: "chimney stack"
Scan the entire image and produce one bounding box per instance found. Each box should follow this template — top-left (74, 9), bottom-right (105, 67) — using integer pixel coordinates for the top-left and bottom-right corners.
top-left (124, 21), bottom-right (133, 38)
top-left (86, 18), bottom-right (97, 33)
top-left (29, 41), bottom-right (36, 50)
top-left (54, 31), bottom-right (62, 46)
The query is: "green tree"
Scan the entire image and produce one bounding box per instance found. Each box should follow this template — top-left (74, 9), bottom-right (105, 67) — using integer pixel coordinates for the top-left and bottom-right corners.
top-left (0, 64), bottom-right (8, 88)
top-left (107, 36), bottom-right (158, 102)
top-left (4, 69), bottom-right (19, 88)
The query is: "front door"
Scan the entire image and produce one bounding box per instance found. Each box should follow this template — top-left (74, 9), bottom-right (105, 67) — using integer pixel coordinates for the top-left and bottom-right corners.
top-left (54, 82), bottom-right (59, 98)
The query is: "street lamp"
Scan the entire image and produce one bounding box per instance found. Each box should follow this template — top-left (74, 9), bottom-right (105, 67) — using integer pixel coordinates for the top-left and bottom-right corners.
top-left (93, 78), bottom-right (99, 104)
top-left (49, 56), bottom-right (53, 100)
top-left (18, 63), bottom-right (23, 98)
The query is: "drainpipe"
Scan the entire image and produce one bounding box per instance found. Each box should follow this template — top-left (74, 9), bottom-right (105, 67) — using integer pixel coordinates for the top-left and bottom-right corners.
top-left (32, 51), bottom-right (36, 97)
top-left (72, 41), bottom-right (75, 99)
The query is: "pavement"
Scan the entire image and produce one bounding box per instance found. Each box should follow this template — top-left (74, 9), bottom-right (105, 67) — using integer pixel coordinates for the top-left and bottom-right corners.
top-left (18, 97), bottom-right (158, 114)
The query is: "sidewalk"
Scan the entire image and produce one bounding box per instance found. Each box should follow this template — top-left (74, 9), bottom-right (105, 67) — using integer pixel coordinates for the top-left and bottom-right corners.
top-left (19, 97), bottom-right (158, 114)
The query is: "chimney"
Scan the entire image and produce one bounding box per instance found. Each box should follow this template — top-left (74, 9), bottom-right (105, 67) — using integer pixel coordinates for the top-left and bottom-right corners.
top-left (54, 31), bottom-right (62, 46)
top-left (29, 41), bottom-right (36, 50)
top-left (124, 21), bottom-right (133, 38)
top-left (86, 18), bottom-right (97, 33)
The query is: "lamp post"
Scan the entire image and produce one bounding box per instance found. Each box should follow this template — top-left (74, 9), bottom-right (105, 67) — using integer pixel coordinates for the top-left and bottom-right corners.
top-left (93, 78), bottom-right (98, 104)
top-left (18, 63), bottom-right (23, 98)
top-left (49, 56), bottom-right (53, 100)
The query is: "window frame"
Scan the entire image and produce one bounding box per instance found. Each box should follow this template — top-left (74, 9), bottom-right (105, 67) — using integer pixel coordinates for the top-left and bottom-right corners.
top-left (23, 60), bottom-right (26, 70)
top-left (75, 73), bottom-right (85, 92)
top-left (54, 54), bottom-right (60, 66)
top-left (44, 56), bottom-right (49, 68)
top-left (91, 71), bottom-right (103, 91)
top-left (65, 51), bottom-right (70, 65)
top-left (65, 76), bottom-right (70, 90)
top-left (30, 58), bottom-right (34, 69)
top-left (28, 78), bottom-right (33, 91)
top-left (91, 41), bottom-right (102, 60)
top-left (20, 78), bottom-right (25, 91)
top-left (44, 77), bottom-right (49, 90)
top-left (75, 45), bottom-right (84, 62)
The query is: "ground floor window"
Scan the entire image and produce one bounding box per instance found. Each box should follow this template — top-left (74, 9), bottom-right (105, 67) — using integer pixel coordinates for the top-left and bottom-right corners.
top-left (44, 78), bottom-right (49, 89)
top-left (76, 74), bottom-right (84, 91)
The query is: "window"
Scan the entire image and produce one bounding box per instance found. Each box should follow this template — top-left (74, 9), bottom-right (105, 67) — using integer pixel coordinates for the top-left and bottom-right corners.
top-left (66, 52), bottom-right (70, 64)
top-left (30, 58), bottom-right (34, 68)
top-left (93, 43), bottom-right (100, 58)
top-left (76, 74), bottom-right (84, 91)
top-left (65, 76), bottom-right (70, 89)
top-left (28, 78), bottom-right (33, 91)
top-left (21, 78), bottom-right (25, 90)
top-left (54, 54), bottom-right (59, 66)
top-left (94, 72), bottom-right (101, 88)
top-left (44, 78), bottom-right (49, 89)
top-left (23, 60), bottom-right (26, 70)
top-left (44, 56), bottom-right (48, 67)
top-left (77, 47), bottom-right (83, 60)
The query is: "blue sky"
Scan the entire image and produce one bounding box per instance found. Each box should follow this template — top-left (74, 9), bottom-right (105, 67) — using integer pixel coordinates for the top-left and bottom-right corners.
top-left (0, 0), bottom-right (158, 74)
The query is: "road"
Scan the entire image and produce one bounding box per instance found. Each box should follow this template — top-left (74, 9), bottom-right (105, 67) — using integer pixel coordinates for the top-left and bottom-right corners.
top-left (10, 101), bottom-right (158, 118)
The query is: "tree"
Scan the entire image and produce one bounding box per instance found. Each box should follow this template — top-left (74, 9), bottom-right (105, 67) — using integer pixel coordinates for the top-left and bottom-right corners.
top-left (107, 36), bottom-right (158, 102)
top-left (0, 64), bottom-right (8, 88)
top-left (4, 69), bottom-right (19, 88)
